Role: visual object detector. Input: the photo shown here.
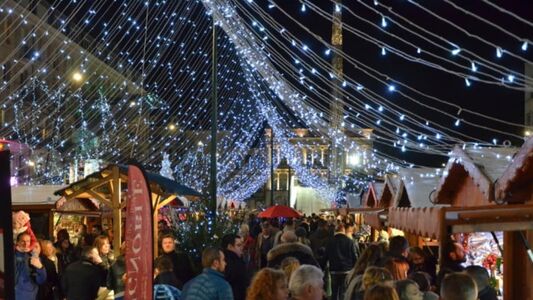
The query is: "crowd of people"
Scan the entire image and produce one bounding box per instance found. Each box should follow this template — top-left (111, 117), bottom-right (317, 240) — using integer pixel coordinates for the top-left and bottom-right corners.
top-left (13, 214), bottom-right (500, 300)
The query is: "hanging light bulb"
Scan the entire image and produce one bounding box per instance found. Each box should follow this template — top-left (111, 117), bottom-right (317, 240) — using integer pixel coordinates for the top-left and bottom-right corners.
top-left (381, 16), bottom-right (388, 28)
top-left (381, 47), bottom-right (386, 56)
top-left (496, 47), bottom-right (503, 58)
top-left (471, 61), bottom-right (477, 72)
top-left (301, 3), bottom-right (306, 12)
top-left (521, 41), bottom-right (528, 51)
top-left (451, 48), bottom-right (461, 55)
top-left (465, 78), bottom-right (471, 87)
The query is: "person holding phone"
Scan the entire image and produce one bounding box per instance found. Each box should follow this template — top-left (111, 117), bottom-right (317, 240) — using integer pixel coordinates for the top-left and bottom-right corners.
top-left (15, 232), bottom-right (47, 300)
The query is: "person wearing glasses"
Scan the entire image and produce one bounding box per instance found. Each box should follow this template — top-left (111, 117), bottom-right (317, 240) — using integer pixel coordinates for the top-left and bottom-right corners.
top-left (221, 233), bottom-right (250, 300)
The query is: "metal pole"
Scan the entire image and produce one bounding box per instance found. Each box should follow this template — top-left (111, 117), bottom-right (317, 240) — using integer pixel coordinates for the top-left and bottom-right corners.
top-left (210, 20), bottom-right (217, 216)
top-left (270, 129), bottom-right (274, 206)
top-left (288, 165), bottom-right (291, 207)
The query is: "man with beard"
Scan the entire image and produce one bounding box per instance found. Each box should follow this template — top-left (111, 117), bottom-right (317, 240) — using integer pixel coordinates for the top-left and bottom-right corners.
top-left (436, 240), bottom-right (467, 290)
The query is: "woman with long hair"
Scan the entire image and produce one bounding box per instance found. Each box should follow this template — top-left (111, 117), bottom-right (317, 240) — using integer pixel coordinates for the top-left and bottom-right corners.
top-left (246, 268), bottom-right (289, 300)
top-left (94, 235), bottom-right (115, 269)
top-left (55, 229), bottom-right (77, 271)
top-left (344, 244), bottom-right (385, 300)
top-left (280, 256), bottom-right (300, 283)
top-left (37, 240), bottom-right (62, 300)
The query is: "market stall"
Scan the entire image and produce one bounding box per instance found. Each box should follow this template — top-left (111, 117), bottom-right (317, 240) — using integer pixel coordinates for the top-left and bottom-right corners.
top-left (388, 143), bottom-right (533, 299)
top-left (495, 137), bottom-right (533, 299)
top-left (389, 167), bottom-right (444, 247)
top-left (54, 164), bottom-right (202, 256)
top-left (359, 175), bottom-right (401, 240)
top-left (361, 181), bottom-right (384, 208)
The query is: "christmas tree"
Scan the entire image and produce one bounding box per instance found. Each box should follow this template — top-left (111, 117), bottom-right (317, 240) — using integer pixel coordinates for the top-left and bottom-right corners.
top-left (168, 201), bottom-right (239, 267)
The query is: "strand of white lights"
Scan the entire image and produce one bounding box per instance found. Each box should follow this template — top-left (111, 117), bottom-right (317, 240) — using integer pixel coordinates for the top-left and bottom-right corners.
top-left (362, 0), bottom-right (533, 87)
top-left (5, 0), bottom-right (274, 176)
top-left (443, 0), bottom-right (533, 56)
top-left (220, 0), bottom-right (466, 166)
top-left (376, 1), bottom-right (533, 87)
top-left (257, 96), bottom-right (335, 202)
top-left (308, 0), bottom-right (533, 90)
top-left (2, 1), bottom-right (210, 162)
top-left (0, 0), bottom-right (119, 92)
top-left (242, 60), bottom-right (406, 186)
top-left (239, 62), bottom-right (340, 197)
top-left (245, 0), bottom-right (530, 138)
top-left (314, 0), bottom-right (533, 89)
top-left (0, 1), bottom-right (142, 134)
top-left (240, 15), bottom-right (483, 150)
top-left (233, 0), bottom-right (526, 148)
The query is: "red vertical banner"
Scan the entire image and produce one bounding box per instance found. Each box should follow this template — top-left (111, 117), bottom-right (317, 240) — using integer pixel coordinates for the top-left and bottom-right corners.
top-left (125, 165), bottom-right (153, 300)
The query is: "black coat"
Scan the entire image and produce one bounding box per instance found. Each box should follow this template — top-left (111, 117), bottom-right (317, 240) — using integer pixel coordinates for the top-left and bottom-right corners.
top-left (158, 251), bottom-right (195, 285)
top-left (37, 256), bottom-right (61, 300)
top-left (478, 286), bottom-right (498, 300)
top-left (61, 259), bottom-right (106, 300)
top-left (309, 228), bottom-right (331, 268)
top-left (108, 255), bottom-right (126, 295)
top-left (223, 249), bottom-right (250, 300)
top-left (267, 242), bottom-right (319, 268)
top-left (436, 261), bottom-right (465, 290)
top-left (325, 233), bottom-right (357, 272)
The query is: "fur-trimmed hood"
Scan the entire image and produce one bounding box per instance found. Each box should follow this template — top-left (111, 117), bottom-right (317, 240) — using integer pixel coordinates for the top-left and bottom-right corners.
top-left (267, 242), bottom-right (313, 261)
top-left (266, 242), bottom-right (319, 268)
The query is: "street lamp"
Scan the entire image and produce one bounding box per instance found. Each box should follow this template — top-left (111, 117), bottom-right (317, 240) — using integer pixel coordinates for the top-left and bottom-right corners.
top-left (72, 71), bottom-right (83, 83)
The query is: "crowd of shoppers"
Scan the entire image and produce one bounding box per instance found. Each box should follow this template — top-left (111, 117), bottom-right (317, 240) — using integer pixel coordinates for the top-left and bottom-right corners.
top-left (14, 213), bottom-right (499, 300)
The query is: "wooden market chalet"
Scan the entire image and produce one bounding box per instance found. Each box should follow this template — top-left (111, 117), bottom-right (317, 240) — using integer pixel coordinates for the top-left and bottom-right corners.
top-left (356, 137), bottom-right (533, 299)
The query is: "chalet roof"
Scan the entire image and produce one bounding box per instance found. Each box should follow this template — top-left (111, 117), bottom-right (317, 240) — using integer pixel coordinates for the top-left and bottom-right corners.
top-left (495, 137), bottom-right (533, 203)
top-left (385, 174), bottom-right (401, 195)
top-left (363, 182), bottom-right (385, 208)
top-left (397, 168), bottom-right (443, 208)
top-left (12, 185), bottom-right (64, 206)
top-left (435, 145), bottom-right (518, 204)
top-left (463, 146), bottom-right (517, 182)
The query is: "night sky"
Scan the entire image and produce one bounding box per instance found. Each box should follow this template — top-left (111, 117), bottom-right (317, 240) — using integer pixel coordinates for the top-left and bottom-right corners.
top-left (250, 0), bottom-right (533, 166)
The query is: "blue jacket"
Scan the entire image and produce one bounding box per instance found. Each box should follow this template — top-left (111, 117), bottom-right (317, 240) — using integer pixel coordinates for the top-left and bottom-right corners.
top-left (181, 268), bottom-right (233, 300)
top-left (15, 250), bottom-right (47, 300)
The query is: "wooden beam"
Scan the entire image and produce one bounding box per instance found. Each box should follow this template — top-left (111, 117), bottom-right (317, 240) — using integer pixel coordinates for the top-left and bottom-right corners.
top-left (451, 222), bottom-right (533, 234)
top-left (157, 195), bottom-right (177, 211)
top-left (111, 165), bottom-right (122, 257)
top-left (62, 177), bottom-right (112, 201)
top-left (86, 190), bottom-right (112, 207)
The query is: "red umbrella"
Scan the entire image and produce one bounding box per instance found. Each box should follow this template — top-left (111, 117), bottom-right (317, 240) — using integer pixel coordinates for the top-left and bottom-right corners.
top-left (257, 205), bottom-right (302, 218)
